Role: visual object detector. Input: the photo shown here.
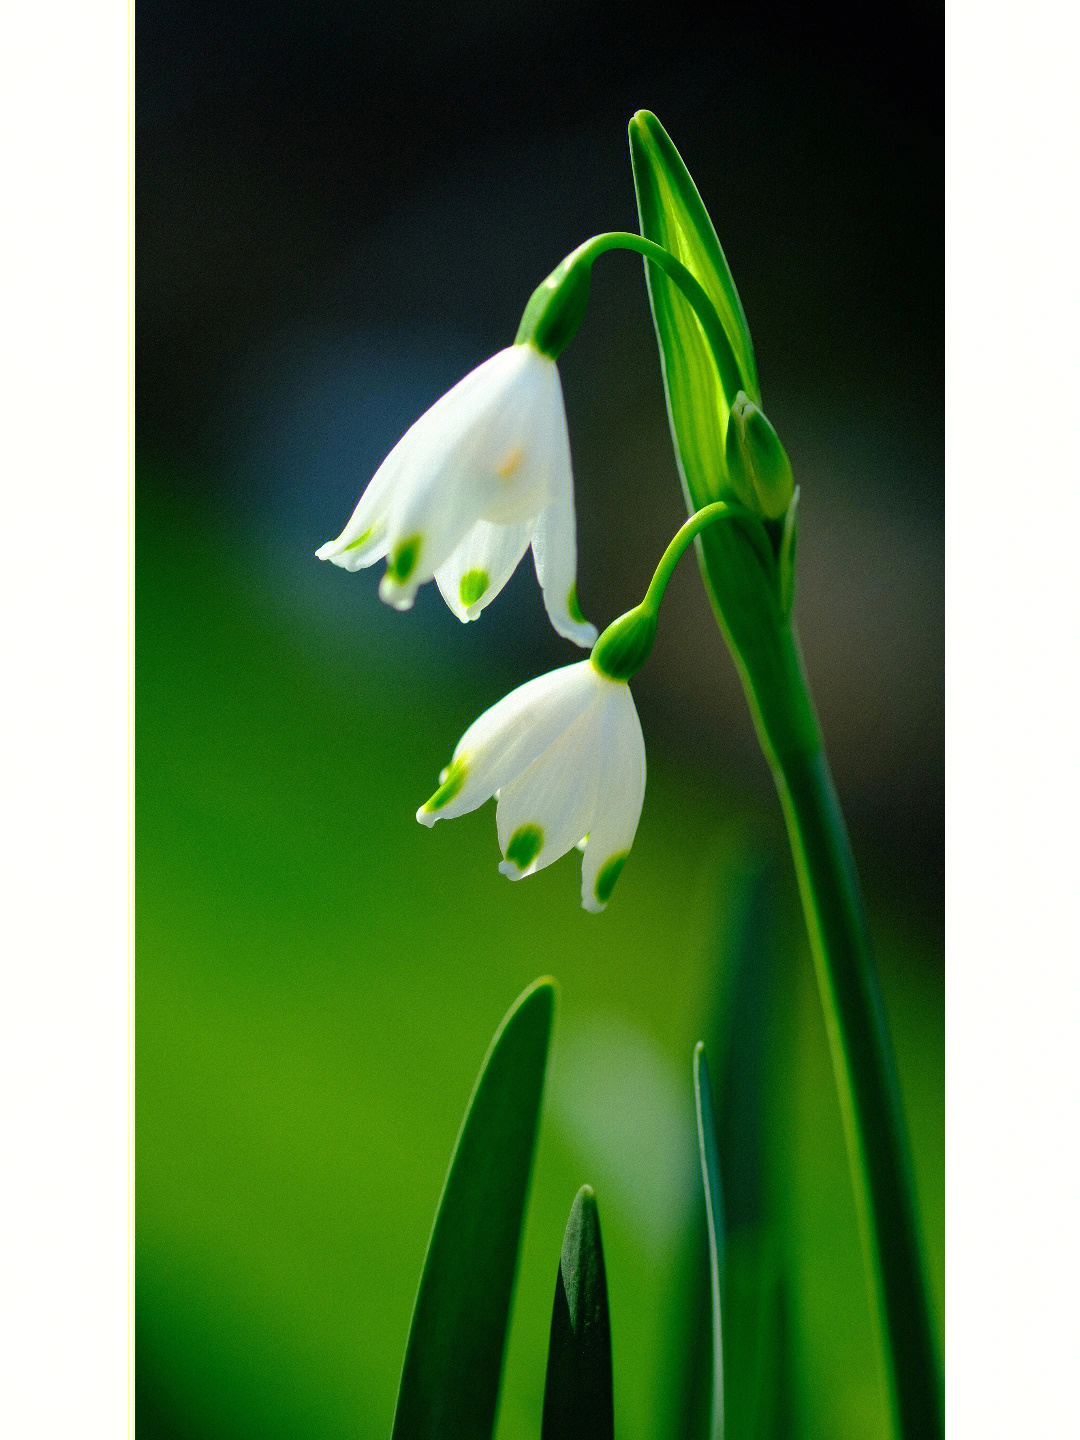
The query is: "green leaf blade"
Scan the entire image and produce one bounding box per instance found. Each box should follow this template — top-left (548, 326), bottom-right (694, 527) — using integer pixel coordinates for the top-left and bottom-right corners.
top-left (541, 1185), bottom-right (614, 1440)
top-left (391, 977), bottom-right (556, 1440)
top-left (694, 1043), bottom-right (726, 1440)
top-left (630, 110), bottom-right (759, 400)
top-left (629, 110), bottom-right (760, 510)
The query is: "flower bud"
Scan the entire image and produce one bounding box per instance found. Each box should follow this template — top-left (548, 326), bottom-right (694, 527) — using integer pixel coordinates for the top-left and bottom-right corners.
top-left (590, 604), bottom-right (658, 682)
top-left (724, 391), bottom-right (795, 520)
top-left (515, 255), bottom-right (593, 361)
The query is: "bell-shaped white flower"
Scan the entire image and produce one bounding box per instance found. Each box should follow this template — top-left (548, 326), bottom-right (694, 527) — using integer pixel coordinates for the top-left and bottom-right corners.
top-left (316, 343), bottom-right (597, 647)
top-left (417, 659), bottom-right (646, 912)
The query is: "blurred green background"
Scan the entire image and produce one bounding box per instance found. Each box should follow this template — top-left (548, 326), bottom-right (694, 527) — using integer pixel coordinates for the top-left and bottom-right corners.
top-left (137, 4), bottom-right (942, 1436)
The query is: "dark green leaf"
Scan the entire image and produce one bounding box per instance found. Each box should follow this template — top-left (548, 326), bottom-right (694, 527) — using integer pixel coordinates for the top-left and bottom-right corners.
top-left (629, 110), bottom-right (759, 510)
top-left (725, 1234), bottom-right (792, 1440)
top-left (541, 1185), bottom-right (614, 1440)
top-left (391, 978), bottom-right (556, 1440)
top-left (694, 1043), bottom-right (726, 1440)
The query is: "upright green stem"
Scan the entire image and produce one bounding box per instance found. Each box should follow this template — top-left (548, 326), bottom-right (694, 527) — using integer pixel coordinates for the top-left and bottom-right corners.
top-left (735, 618), bottom-right (943, 1440)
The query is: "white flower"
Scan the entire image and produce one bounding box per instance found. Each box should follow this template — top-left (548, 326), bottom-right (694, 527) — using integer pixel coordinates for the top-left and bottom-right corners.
top-left (316, 343), bottom-right (597, 647)
top-left (417, 659), bottom-right (646, 912)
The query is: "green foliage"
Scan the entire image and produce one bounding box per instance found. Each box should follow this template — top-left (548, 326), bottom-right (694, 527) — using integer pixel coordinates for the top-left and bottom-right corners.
top-left (628, 110), bottom-right (815, 766)
top-left (391, 979), bottom-right (555, 1440)
top-left (693, 1045), bottom-right (726, 1440)
top-left (630, 115), bottom-right (941, 1440)
top-left (541, 1186), bottom-right (614, 1440)
top-left (699, 861), bottom-right (795, 1440)
top-left (628, 109), bottom-right (758, 510)
top-left (778, 488), bottom-right (799, 620)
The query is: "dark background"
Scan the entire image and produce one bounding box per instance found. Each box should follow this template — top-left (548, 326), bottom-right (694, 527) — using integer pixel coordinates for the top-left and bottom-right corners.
top-left (137, 4), bottom-right (942, 1436)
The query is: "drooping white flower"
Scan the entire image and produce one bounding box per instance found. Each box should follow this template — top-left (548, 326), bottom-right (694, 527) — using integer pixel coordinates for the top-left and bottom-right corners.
top-left (316, 343), bottom-right (597, 647)
top-left (417, 659), bottom-right (646, 912)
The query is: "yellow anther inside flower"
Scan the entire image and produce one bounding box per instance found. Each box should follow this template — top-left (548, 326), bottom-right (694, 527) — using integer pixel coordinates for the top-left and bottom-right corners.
top-left (496, 446), bottom-right (525, 478)
top-left (316, 344), bottom-right (596, 646)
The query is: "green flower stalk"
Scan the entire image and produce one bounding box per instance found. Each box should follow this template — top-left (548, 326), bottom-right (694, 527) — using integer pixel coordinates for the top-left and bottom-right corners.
top-left (503, 110), bottom-right (943, 1440)
top-left (590, 501), bottom-right (754, 680)
top-left (516, 231), bottom-right (743, 411)
top-left (628, 110), bottom-right (943, 1440)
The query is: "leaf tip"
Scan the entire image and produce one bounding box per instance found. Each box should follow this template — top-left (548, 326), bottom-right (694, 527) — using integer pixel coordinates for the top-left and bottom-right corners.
top-left (570, 1182), bottom-right (598, 1229)
top-left (511, 974), bottom-right (558, 1021)
top-left (543, 1183), bottom-right (613, 1440)
top-left (693, 1039), bottom-right (711, 1093)
top-left (629, 108), bottom-right (661, 138)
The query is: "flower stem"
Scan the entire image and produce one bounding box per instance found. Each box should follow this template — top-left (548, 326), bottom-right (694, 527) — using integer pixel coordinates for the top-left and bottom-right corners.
top-left (517, 232), bottom-right (743, 403)
top-left (730, 612), bottom-right (943, 1440)
top-left (590, 503), bottom-right (755, 682)
top-left (640, 501), bottom-right (755, 615)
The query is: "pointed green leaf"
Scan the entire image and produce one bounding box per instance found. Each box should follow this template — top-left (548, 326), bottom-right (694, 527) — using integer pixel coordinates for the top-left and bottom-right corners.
top-left (629, 109), bottom-right (759, 510)
top-left (391, 978), bottom-right (556, 1440)
top-left (631, 109), bottom-right (759, 400)
top-left (541, 1185), bottom-right (614, 1440)
top-left (694, 1043), bottom-right (726, 1440)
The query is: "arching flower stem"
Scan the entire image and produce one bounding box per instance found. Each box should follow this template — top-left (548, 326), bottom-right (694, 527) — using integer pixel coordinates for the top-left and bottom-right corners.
top-left (639, 501), bottom-right (757, 615)
top-left (516, 232), bottom-right (745, 407)
top-left (590, 501), bottom-right (756, 682)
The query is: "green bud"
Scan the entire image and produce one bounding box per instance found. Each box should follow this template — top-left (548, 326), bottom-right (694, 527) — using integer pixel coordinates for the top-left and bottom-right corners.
top-left (724, 391), bottom-right (795, 521)
top-left (590, 604), bottom-right (658, 682)
top-left (515, 254), bottom-right (593, 361)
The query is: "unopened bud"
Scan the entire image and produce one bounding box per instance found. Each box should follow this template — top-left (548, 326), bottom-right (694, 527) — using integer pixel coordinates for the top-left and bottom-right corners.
top-left (724, 392), bottom-right (795, 520)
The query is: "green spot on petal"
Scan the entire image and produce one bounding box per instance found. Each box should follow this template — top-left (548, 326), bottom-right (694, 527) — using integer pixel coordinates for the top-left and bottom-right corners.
top-left (506, 824), bottom-right (544, 871)
top-left (594, 851), bottom-right (629, 904)
top-left (423, 757), bottom-right (468, 812)
top-left (388, 534), bottom-right (422, 583)
top-left (342, 527), bottom-right (374, 552)
top-left (459, 569), bottom-right (489, 608)
top-left (567, 582), bottom-right (586, 624)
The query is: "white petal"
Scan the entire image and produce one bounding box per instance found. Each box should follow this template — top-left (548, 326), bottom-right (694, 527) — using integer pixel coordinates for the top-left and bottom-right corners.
top-left (416, 661), bottom-right (598, 825)
top-left (529, 367), bottom-right (597, 647)
top-left (495, 703), bottom-right (602, 879)
top-left (315, 353), bottom-right (492, 572)
top-left (379, 347), bottom-right (545, 607)
top-left (478, 348), bottom-right (560, 527)
top-left (314, 439), bottom-right (410, 571)
top-left (434, 518), bottom-right (535, 622)
top-left (579, 680), bottom-right (647, 912)
top-left (317, 347), bottom-right (522, 592)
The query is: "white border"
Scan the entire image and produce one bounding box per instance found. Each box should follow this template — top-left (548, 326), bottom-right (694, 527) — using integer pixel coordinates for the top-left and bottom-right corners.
top-left (948, 0), bottom-right (1080, 1430)
top-left (0, 2), bottom-right (133, 1433)
top-left (2, 0), bottom-right (1079, 1430)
